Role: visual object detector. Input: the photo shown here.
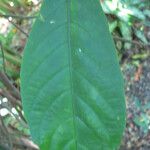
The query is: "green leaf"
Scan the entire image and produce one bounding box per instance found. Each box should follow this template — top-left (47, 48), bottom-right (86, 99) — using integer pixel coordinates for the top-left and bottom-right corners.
top-left (119, 21), bottom-right (132, 49)
top-left (21, 0), bottom-right (126, 149)
top-left (134, 29), bottom-right (148, 44)
top-left (109, 21), bottom-right (118, 33)
top-left (143, 9), bottom-right (150, 18)
top-left (127, 7), bottom-right (145, 20)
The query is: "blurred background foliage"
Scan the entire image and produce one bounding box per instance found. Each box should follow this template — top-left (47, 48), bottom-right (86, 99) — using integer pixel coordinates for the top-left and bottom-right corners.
top-left (0, 0), bottom-right (149, 149)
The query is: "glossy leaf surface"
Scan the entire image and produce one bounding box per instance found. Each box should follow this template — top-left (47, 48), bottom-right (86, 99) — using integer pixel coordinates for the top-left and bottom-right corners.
top-left (21, 0), bottom-right (126, 149)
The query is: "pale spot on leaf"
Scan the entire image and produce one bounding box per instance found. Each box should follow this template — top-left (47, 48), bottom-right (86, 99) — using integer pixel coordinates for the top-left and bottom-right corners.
top-left (50, 20), bottom-right (55, 24)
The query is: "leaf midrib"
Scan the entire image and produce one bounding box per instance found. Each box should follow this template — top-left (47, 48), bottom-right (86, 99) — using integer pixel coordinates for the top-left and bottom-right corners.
top-left (66, 0), bottom-right (78, 148)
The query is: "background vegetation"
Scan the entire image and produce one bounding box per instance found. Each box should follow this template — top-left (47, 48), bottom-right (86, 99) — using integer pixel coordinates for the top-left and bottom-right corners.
top-left (0, 0), bottom-right (149, 149)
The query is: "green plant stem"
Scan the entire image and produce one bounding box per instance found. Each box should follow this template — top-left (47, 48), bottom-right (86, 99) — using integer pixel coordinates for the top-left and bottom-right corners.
top-left (0, 41), bottom-right (6, 72)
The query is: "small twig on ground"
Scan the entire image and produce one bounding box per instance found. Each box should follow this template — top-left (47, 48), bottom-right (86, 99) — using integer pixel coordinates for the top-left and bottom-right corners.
top-left (0, 71), bottom-right (21, 100)
top-left (9, 20), bottom-right (29, 37)
top-left (0, 89), bottom-right (21, 107)
top-left (12, 137), bottom-right (39, 150)
top-left (20, 138), bottom-right (39, 150)
top-left (113, 36), bottom-right (150, 48)
top-left (0, 13), bottom-right (37, 20)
